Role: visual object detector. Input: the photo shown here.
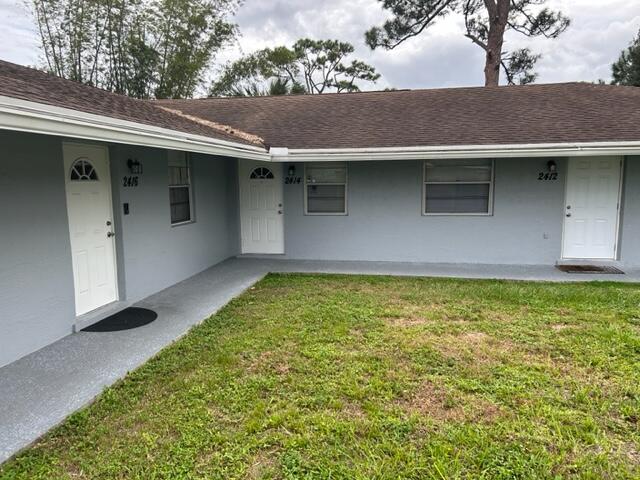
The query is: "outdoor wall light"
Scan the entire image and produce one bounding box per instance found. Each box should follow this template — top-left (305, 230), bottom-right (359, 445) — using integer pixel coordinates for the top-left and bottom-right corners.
top-left (547, 160), bottom-right (557, 173)
top-left (127, 158), bottom-right (143, 174)
top-left (288, 165), bottom-right (296, 176)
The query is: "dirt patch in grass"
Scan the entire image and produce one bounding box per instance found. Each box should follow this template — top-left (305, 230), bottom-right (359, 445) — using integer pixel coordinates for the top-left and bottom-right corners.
top-left (426, 331), bottom-right (516, 369)
top-left (246, 351), bottom-right (291, 376)
top-left (385, 315), bottom-right (431, 327)
top-left (340, 401), bottom-right (367, 420)
top-left (621, 443), bottom-right (640, 465)
top-left (401, 381), bottom-right (503, 424)
top-left (246, 450), bottom-right (278, 479)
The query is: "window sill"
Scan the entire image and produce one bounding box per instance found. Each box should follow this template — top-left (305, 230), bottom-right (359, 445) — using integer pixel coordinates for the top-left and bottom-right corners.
top-left (171, 220), bottom-right (195, 227)
top-left (304, 212), bottom-right (348, 216)
top-left (422, 212), bottom-right (493, 217)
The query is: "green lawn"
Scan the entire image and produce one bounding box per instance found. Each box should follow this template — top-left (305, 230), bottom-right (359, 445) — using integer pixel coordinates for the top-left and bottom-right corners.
top-left (1, 274), bottom-right (639, 479)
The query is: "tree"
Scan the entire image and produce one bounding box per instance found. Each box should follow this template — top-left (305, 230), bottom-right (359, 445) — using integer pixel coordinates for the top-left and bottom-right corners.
top-left (365, 0), bottom-right (570, 86)
top-left (28, 0), bottom-right (239, 98)
top-left (612, 29), bottom-right (640, 87)
top-left (210, 38), bottom-right (381, 96)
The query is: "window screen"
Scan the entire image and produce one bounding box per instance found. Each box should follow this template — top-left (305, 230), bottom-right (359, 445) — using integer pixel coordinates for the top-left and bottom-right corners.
top-left (424, 159), bottom-right (493, 214)
top-left (305, 163), bottom-right (347, 214)
top-left (168, 151), bottom-right (193, 224)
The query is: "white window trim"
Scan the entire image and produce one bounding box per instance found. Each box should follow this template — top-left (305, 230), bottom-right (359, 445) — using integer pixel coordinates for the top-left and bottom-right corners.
top-left (304, 163), bottom-right (348, 216)
top-left (422, 159), bottom-right (495, 216)
top-left (169, 153), bottom-right (195, 226)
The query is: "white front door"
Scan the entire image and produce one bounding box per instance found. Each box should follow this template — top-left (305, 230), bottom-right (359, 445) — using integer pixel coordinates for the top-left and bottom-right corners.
top-left (63, 143), bottom-right (118, 315)
top-left (239, 160), bottom-right (284, 254)
top-left (562, 156), bottom-right (622, 260)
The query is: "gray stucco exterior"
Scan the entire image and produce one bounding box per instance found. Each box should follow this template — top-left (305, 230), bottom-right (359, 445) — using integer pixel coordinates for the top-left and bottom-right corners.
top-left (620, 157), bottom-right (640, 267)
top-left (0, 131), bottom-right (76, 368)
top-left (282, 157), bottom-right (638, 266)
top-left (0, 132), bottom-right (240, 367)
top-left (109, 146), bottom-right (240, 302)
top-left (0, 130), bottom-right (638, 368)
top-left (282, 158), bottom-right (567, 264)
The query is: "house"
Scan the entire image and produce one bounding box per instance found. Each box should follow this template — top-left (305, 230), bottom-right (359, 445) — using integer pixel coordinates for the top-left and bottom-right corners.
top-left (1, 58), bottom-right (639, 368)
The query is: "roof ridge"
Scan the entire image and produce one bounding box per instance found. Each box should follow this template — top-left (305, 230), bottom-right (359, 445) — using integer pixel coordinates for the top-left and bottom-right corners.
top-left (155, 81), bottom-right (595, 102)
top-left (156, 105), bottom-right (265, 147)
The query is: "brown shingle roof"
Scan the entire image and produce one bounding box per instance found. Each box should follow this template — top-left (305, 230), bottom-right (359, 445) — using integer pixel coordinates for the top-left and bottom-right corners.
top-left (0, 60), bottom-right (262, 147)
top-left (156, 83), bottom-right (640, 149)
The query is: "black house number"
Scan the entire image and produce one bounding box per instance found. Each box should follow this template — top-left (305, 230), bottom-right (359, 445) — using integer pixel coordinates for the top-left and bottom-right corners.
top-left (122, 176), bottom-right (139, 187)
top-left (537, 172), bottom-right (558, 181)
top-left (285, 176), bottom-right (301, 184)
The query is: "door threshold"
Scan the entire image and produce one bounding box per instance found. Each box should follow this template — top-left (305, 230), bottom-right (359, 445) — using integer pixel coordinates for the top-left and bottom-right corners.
top-left (73, 300), bottom-right (132, 333)
top-left (556, 259), bottom-right (621, 267)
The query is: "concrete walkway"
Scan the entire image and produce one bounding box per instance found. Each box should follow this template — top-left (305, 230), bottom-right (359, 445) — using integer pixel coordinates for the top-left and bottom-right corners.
top-left (1, 257), bottom-right (639, 463)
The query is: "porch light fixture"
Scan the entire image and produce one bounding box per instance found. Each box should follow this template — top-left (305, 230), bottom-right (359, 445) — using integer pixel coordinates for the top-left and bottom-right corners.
top-left (547, 160), bottom-right (557, 173)
top-left (127, 158), bottom-right (143, 174)
top-left (288, 165), bottom-right (296, 176)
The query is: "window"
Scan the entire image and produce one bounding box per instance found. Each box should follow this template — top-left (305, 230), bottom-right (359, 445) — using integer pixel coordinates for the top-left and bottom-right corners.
top-left (70, 159), bottom-right (98, 181)
top-left (423, 159), bottom-right (494, 215)
top-left (250, 167), bottom-right (274, 179)
top-left (305, 163), bottom-right (347, 215)
top-left (168, 151), bottom-right (193, 225)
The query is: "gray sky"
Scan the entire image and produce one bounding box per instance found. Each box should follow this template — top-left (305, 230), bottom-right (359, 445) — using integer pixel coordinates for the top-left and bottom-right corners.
top-left (1, 0), bottom-right (639, 91)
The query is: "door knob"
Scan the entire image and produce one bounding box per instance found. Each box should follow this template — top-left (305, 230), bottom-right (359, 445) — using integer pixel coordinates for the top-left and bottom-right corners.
top-left (107, 232), bottom-right (116, 238)
top-left (566, 213), bottom-right (571, 217)
top-left (278, 210), bottom-right (283, 215)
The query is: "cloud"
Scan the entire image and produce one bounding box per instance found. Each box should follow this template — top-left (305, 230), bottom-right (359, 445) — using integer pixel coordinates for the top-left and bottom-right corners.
top-left (0, 0), bottom-right (40, 66)
top-left (1, 0), bottom-right (639, 90)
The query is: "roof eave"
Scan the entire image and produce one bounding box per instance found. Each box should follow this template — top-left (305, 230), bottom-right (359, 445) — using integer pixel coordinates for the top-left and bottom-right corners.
top-left (270, 142), bottom-right (640, 162)
top-left (0, 95), bottom-right (269, 160)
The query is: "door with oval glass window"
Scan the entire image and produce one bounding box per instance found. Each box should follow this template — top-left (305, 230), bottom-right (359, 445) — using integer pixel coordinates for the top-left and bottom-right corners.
top-left (239, 160), bottom-right (284, 254)
top-left (63, 143), bottom-right (118, 315)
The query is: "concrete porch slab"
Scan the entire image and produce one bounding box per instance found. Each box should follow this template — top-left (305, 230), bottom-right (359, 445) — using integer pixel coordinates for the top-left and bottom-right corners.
top-left (1, 257), bottom-right (639, 463)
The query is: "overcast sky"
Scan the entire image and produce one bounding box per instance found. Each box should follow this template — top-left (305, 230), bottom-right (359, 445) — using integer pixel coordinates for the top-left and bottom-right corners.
top-left (1, 0), bottom-right (639, 92)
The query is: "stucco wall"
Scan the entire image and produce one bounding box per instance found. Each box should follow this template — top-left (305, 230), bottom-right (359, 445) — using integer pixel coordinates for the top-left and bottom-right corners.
top-left (0, 135), bottom-right (240, 368)
top-left (620, 156), bottom-right (640, 267)
top-left (0, 131), bottom-right (76, 367)
top-left (109, 146), bottom-right (240, 302)
top-left (282, 158), bottom-right (568, 264)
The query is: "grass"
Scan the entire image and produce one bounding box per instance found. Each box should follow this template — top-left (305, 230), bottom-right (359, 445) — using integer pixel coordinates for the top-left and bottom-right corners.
top-left (1, 274), bottom-right (639, 479)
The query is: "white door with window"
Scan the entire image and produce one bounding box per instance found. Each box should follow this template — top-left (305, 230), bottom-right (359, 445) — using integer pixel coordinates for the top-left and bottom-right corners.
top-left (562, 156), bottom-right (622, 260)
top-left (239, 160), bottom-right (284, 254)
top-left (63, 143), bottom-right (118, 315)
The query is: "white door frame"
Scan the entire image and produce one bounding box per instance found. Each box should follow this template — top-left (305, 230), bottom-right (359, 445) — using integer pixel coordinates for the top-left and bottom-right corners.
top-left (238, 160), bottom-right (285, 254)
top-left (560, 156), bottom-right (624, 261)
top-left (63, 142), bottom-right (119, 315)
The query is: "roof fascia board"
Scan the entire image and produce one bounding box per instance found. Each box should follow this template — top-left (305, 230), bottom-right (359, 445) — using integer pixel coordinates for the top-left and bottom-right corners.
top-left (271, 142), bottom-right (640, 161)
top-left (0, 95), bottom-right (269, 160)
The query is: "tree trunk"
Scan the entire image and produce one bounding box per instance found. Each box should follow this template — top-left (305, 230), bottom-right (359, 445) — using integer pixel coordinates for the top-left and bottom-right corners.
top-left (483, 0), bottom-right (510, 86)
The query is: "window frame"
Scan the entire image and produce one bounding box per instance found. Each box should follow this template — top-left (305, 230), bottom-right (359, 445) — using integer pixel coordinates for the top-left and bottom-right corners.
top-left (168, 152), bottom-right (195, 227)
top-left (304, 162), bottom-right (348, 216)
top-left (422, 159), bottom-right (495, 216)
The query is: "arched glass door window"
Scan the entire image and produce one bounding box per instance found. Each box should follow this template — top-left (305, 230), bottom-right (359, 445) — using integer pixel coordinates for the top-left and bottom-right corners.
top-left (70, 159), bottom-right (98, 181)
top-left (250, 167), bottom-right (274, 179)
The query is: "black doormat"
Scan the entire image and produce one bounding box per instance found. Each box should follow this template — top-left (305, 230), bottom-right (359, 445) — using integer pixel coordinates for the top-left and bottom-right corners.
top-left (556, 265), bottom-right (624, 274)
top-left (82, 307), bottom-right (158, 332)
